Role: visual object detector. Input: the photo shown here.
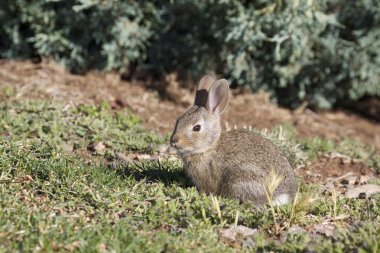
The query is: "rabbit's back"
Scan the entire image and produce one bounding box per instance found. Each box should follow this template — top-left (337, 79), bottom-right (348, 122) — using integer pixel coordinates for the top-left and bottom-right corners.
top-left (216, 129), bottom-right (292, 172)
top-left (214, 129), bottom-right (297, 204)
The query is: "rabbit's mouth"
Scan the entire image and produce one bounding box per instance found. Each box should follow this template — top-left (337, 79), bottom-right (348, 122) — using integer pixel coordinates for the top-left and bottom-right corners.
top-left (173, 145), bottom-right (212, 158)
top-left (170, 135), bottom-right (213, 157)
top-left (170, 143), bottom-right (198, 157)
top-left (173, 146), bottom-right (194, 157)
top-left (170, 136), bottom-right (193, 156)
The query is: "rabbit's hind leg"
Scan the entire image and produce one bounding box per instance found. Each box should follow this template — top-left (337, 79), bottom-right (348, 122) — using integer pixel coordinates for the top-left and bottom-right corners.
top-left (221, 181), bottom-right (267, 206)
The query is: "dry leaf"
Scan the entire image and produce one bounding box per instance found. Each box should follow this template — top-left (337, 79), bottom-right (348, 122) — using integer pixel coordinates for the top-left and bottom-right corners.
top-left (23, 175), bottom-right (34, 182)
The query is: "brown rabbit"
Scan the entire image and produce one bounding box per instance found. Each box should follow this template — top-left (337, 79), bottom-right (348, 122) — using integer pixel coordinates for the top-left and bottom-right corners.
top-left (170, 75), bottom-right (297, 206)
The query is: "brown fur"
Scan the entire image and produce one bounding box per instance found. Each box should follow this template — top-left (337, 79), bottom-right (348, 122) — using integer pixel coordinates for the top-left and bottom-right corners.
top-left (182, 129), bottom-right (297, 205)
top-left (170, 75), bottom-right (297, 206)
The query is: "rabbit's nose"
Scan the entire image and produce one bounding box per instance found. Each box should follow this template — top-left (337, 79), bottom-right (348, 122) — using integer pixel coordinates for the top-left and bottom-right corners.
top-left (170, 135), bottom-right (179, 147)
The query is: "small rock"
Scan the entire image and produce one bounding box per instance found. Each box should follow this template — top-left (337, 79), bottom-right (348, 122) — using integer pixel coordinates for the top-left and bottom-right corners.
top-left (233, 225), bottom-right (258, 237)
top-left (288, 225), bottom-right (306, 234)
top-left (322, 182), bottom-right (335, 192)
top-left (313, 223), bottom-right (335, 237)
top-left (220, 228), bottom-right (236, 242)
top-left (340, 176), bottom-right (358, 185)
top-left (87, 142), bottom-right (106, 154)
top-left (358, 175), bottom-right (370, 185)
top-left (115, 152), bottom-right (133, 163)
top-left (358, 192), bottom-right (367, 199)
top-left (220, 225), bottom-right (258, 243)
top-left (135, 154), bottom-right (153, 160)
top-left (346, 184), bottom-right (380, 199)
top-left (94, 142), bottom-right (106, 153)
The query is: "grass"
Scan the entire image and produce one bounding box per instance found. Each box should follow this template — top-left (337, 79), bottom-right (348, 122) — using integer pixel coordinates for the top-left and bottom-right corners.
top-left (0, 101), bottom-right (165, 157)
top-left (301, 136), bottom-right (380, 172)
top-left (260, 124), bottom-right (380, 171)
top-left (0, 100), bottom-right (380, 252)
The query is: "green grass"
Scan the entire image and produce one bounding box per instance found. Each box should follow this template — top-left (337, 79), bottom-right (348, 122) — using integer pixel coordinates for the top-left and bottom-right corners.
top-left (259, 124), bottom-right (380, 171)
top-left (301, 136), bottom-right (380, 172)
top-left (0, 101), bottom-right (165, 157)
top-left (0, 100), bottom-right (380, 252)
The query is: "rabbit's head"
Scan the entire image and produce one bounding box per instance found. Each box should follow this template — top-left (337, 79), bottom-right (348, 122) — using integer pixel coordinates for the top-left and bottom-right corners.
top-left (170, 75), bottom-right (229, 157)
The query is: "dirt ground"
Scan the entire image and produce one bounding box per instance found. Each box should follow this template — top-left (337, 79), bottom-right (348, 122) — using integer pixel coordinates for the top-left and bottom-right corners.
top-left (1, 59), bottom-right (380, 190)
top-left (1, 59), bottom-right (379, 149)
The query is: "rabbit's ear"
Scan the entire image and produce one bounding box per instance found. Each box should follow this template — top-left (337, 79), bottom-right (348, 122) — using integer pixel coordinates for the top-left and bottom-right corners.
top-left (194, 75), bottom-right (215, 107)
top-left (208, 79), bottom-right (229, 114)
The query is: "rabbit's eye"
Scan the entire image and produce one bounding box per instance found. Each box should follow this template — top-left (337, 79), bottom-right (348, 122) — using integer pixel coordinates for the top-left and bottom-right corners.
top-left (193, 125), bottom-right (201, 132)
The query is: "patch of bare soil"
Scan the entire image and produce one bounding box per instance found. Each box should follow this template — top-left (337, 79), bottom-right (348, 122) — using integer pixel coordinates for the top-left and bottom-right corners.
top-left (1, 59), bottom-right (379, 150)
top-left (297, 154), bottom-right (377, 185)
top-left (0, 59), bottom-right (186, 134)
top-left (297, 153), bottom-right (380, 199)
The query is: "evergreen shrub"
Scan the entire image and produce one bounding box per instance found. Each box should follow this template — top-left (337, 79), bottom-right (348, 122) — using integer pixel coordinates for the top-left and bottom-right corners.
top-left (1, 0), bottom-right (379, 108)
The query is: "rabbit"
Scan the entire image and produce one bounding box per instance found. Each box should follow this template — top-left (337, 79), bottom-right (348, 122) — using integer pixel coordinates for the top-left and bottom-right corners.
top-left (170, 75), bottom-right (297, 206)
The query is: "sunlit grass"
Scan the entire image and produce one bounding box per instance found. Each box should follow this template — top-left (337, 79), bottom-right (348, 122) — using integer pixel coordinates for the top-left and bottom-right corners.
top-left (0, 100), bottom-right (379, 252)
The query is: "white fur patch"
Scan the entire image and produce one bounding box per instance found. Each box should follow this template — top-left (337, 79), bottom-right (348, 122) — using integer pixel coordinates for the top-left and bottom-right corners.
top-left (273, 193), bottom-right (290, 206)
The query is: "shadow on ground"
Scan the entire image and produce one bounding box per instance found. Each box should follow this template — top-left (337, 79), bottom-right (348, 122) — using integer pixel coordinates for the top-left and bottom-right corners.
top-left (110, 160), bottom-right (189, 187)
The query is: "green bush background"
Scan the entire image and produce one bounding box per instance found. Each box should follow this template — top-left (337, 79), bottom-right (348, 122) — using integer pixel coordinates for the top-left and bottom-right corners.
top-left (1, 0), bottom-right (379, 109)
